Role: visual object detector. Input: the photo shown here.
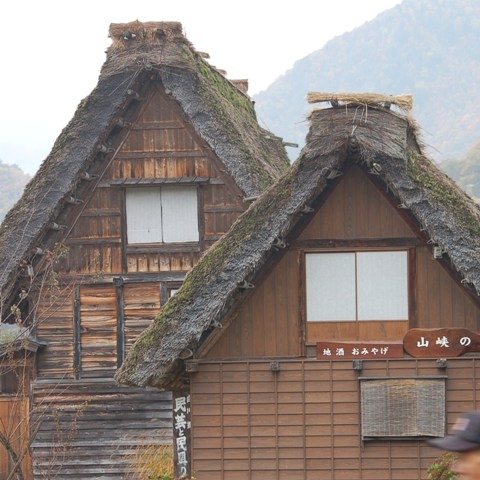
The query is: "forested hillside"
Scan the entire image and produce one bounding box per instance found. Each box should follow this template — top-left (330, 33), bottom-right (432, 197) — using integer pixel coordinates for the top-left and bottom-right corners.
top-left (254, 0), bottom-right (480, 163)
top-left (0, 160), bottom-right (30, 221)
top-left (442, 141), bottom-right (480, 201)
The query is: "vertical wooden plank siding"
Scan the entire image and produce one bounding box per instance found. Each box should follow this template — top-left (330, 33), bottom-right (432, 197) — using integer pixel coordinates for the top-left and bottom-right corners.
top-left (297, 165), bottom-right (417, 241)
top-left (73, 286), bottom-right (81, 379)
top-left (206, 251), bottom-right (301, 358)
top-left (36, 284), bottom-right (75, 379)
top-left (116, 283), bottom-right (125, 367)
top-left (124, 283), bottom-right (161, 356)
top-left (191, 358), bottom-right (480, 480)
top-left (415, 246), bottom-right (480, 329)
top-left (0, 372), bottom-right (31, 480)
top-left (79, 285), bottom-right (117, 378)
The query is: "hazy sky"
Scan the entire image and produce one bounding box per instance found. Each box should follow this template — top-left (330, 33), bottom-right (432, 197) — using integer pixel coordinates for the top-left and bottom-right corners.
top-left (0, 0), bottom-right (402, 175)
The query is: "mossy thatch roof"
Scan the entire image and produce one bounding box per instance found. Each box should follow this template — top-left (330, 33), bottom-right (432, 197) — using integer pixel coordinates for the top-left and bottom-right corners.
top-left (116, 102), bottom-right (480, 390)
top-left (0, 21), bottom-right (289, 308)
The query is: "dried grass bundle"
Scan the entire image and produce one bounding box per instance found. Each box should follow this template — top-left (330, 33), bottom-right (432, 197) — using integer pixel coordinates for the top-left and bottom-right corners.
top-left (307, 92), bottom-right (413, 111)
top-left (109, 21), bottom-right (183, 50)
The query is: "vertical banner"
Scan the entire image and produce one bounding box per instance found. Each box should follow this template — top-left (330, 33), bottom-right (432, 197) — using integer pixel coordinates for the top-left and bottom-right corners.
top-left (173, 392), bottom-right (191, 479)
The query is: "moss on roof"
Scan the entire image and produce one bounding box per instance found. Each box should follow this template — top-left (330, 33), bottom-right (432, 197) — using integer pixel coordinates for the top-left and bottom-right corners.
top-left (407, 150), bottom-right (480, 236)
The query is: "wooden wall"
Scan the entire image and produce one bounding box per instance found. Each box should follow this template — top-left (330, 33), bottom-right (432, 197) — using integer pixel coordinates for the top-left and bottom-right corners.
top-left (62, 85), bottom-right (246, 277)
top-left (190, 357), bottom-right (480, 480)
top-left (0, 362), bottom-right (32, 480)
top-left (30, 380), bottom-right (171, 479)
top-left (206, 165), bottom-right (480, 359)
top-left (25, 82), bottom-right (250, 478)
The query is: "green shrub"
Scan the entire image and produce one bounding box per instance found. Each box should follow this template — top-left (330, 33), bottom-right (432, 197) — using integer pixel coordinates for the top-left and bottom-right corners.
top-left (427, 452), bottom-right (458, 480)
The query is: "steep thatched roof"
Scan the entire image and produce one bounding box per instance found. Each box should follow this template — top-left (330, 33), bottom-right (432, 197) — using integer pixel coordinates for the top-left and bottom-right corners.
top-left (116, 102), bottom-right (480, 390)
top-left (0, 21), bottom-right (289, 307)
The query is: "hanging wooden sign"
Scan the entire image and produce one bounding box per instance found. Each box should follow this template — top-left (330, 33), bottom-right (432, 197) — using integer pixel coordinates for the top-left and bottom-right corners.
top-left (173, 392), bottom-right (191, 479)
top-left (403, 328), bottom-right (480, 358)
top-left (317, 340), bottom-right (404, 360)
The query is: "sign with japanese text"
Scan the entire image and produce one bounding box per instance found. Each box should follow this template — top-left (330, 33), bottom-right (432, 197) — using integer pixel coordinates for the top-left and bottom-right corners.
top-left (316, 340), bottom-right (404, 360)
top-left (403, 328), bottom-right (480, 358)
top-left (173, 392), bottom-right (191, 479)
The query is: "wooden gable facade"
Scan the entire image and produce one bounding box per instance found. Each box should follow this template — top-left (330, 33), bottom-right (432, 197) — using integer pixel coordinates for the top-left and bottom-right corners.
top-left (0, 21), bottom-right (289, 480)
top-left (118, 98), bottom-right (480, 480)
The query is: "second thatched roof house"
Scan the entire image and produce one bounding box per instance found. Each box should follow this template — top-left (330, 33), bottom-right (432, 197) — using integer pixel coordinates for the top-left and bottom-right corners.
top-left (117, 94), bottom-right (480, 480)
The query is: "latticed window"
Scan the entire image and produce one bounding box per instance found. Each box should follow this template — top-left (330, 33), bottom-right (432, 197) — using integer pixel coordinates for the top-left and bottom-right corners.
top-left (360, 377), bottom-right (446, 439)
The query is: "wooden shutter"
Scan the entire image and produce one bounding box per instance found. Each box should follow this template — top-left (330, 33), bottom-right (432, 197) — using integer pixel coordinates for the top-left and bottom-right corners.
top-left (126, 188), bottom-right (162, 243)
top-left (161, 186), bottom-right (198, 242)
top-left (124, 283), bottom-right (161, 356)
top-left (79, 285), bottom-right (117, 378)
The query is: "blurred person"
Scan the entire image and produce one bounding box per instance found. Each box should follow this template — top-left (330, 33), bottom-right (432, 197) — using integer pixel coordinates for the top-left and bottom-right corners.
top-left (429, 411), bottom-right (480, 479)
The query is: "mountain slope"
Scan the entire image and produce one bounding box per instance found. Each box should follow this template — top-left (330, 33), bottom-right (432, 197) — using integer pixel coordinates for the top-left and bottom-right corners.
top-left (254, 0), bottom-right (480, 162)
top-left (0, 161), bottom-right (30, 221)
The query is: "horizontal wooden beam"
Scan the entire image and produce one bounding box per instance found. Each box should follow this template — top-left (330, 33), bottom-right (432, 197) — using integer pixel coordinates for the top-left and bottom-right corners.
top-left (109, 177), bottom-right (210, 186)
top-left (292, 237), bottom-right (422, 249)
top-left (115, 150), bottom-right (206, 159)
top-left (66, 237), bottom-right (122, 245)
top-left (126, 243), bottom-right (201, 254)
top-left (203, 205), bottom-right (244, 213)
top-left (56, 271), bottom-right (187, 285)
top-left (131, 122), bottom-right (183, 130)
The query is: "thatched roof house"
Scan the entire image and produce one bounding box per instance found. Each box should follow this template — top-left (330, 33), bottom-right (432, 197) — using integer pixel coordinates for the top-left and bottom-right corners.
top-left (0, 21), bottom-right (289, 310)
top-left (116, 98), bottom-right (480, 390)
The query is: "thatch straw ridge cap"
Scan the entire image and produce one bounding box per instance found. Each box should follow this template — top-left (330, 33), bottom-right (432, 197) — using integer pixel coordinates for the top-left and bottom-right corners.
top-left (108, 21), bottom-right (183, 51)
top-left (308, 92), bottom-right (413, 111)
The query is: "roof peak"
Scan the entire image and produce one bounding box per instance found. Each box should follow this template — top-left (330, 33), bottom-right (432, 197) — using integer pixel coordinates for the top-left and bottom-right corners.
top-left (108, 21), bottom-right (184, 51)
top-left (307, 91), bottom-right (413, 112)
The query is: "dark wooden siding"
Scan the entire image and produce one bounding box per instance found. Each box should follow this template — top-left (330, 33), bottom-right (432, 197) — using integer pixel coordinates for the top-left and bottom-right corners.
top-left (36, 284), bottom-right (76, 379)
top-left (62, 85), bottom-right (246, 277)
top-left (124, 282), bottom-right (161, 355)
top-left (190, 358), bottom-right (479, 480)
top-left (19, 82), bottom-right (255, 479)
top-left (30, 380), bottom-right (171, 479)
top-left (79, 285), bottom-right (117, 378)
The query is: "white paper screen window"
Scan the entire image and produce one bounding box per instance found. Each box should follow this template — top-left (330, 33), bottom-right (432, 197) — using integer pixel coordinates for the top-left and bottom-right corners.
top-left (126, 188), bottom-right (162, 243)
top-left (306, 251), bottom-right (408, 321)
top-left (357, 251), bottom-right (408, 320)
top-left (126, 187), bottom-right (198, 244)
top-left (161, 186), bottom-right (198, 242)
top-left (306, 253), bottom-right (356, 321)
